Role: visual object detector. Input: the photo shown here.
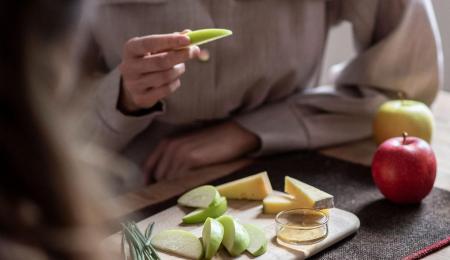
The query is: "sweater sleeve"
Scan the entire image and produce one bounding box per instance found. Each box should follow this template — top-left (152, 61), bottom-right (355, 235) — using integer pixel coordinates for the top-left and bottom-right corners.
top-left (92, 67), bottom-right (165, 150)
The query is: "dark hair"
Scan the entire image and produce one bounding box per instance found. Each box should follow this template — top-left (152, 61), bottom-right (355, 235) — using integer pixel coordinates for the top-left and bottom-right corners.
top-left (0, 1), bottom-right (108, 259)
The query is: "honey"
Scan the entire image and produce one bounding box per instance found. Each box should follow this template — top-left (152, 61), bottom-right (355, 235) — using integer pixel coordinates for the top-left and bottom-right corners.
top-left (275, 208), bottom-right (328, 245)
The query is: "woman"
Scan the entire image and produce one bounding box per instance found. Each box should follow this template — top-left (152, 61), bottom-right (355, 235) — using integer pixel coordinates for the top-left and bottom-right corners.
top-left (0, 1), bottom-right (113, 259)
top-left (84, 0), bottom-right (443, 182)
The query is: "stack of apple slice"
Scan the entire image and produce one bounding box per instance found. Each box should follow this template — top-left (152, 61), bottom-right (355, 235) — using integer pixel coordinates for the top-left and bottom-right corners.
top-left (151, 215), bottom-right (268, 259)
top-left (177, 185), bottom-right (228, 224)
top-left (207, 214), bottom-right (268, 257)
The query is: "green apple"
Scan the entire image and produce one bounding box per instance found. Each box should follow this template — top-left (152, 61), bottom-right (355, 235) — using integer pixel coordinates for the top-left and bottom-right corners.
top-left (202, 218), bottom-right (224, 259)
top-left (187, 28), bottom-right (232, 46)
top-left (151, 229), bottom-right (203, 260)
top-left (373, 100), bottom-right (434, 144)
top-left (178, 185), bottom-right (220, 208)
top-left (182, 197), bottom-right (227, 224)
top-left (217, 215), bottom-right (250, 257)
top-left (243, 224), bottom-right (268, 256)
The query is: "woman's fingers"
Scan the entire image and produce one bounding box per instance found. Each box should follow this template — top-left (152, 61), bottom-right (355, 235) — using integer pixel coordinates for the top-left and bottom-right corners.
top-left (180, 29), bottom-right (192, 34)
top-left (147, 79), bottom-right (181, 100)
top-left (137, 46), bottom-right (198, 73)
top-left (126, 63), bottom-right (185, 91)
top-left (143, 140), bottom-right (167, 182)
top-left (162, 139), bottom-right (194, 180)
top-left (128, 79), bottom-right (180, 108)
top-left (153, 141), bottom-right (208, 181)
top-left (118, 33), bottom-right (199, 112)
top-left (153, 139), bottom-right (183, 181)
top-left (123, 34), bottom-right (190, 59)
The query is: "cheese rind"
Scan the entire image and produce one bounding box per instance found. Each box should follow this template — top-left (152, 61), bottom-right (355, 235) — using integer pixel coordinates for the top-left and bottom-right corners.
top-left (263, 193), bottom-right (331, 215)
top-left (216, 172), bottom-right (273, 200)
top-left (284, 176), bottom-right (334, 209)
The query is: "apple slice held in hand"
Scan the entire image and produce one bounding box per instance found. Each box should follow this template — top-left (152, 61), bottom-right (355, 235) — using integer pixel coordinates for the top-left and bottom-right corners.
top-left (217, 215), bottom-right (250, 257)
top-left (244, 224), bottom-right (268, 257)
top-left (202, 218), bottom-right (224, 259)
top-left (187, 28), bottom-right (232, 46)
top-left (151, 229), bottom-right (203, 260)
top-left (182, 197), bottom-right (228, 224)
top-left (178, 185), bottom-right (220, 208)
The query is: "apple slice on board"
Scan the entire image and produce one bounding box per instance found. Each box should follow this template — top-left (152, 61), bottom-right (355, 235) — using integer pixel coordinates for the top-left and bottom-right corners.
top-left (217, 215), bottom-right (250, 257)
top-left (243, 223), bottom-right (268, 257)
top-left (182, 197), bottom-right (228, 224)
top-left (178, 185), bottom-right (220, 208)
top-left (187, 28), bottom-right (232, 46)
top-left (202, 218), bottom-right (224, 259)
top-left (151, 229), bottom-right (203, 260)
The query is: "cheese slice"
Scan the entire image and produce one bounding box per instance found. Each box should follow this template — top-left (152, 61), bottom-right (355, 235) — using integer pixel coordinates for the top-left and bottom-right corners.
top-left (263, 193), bottom-right (298, 214)
top-left (284, 176), bottom-right (334, 209)
top-left (216, 172), bottom-right (273, 200)
top-left (263, 192), bottom-right (330, 215)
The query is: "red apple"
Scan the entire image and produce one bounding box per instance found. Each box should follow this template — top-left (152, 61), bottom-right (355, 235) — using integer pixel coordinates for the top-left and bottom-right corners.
top-left (371, 133), bottom-right (436, 204)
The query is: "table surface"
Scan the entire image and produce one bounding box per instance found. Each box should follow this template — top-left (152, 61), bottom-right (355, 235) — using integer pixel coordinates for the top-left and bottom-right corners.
top-left (109, 91), bottom-right (450, 260)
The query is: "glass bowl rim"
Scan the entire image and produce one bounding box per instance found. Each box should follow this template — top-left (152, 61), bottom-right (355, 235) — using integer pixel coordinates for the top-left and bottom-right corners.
top-left (275, 208), bottom-right (329, 230)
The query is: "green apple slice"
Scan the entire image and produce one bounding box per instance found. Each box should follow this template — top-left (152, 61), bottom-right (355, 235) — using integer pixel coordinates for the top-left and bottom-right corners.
top-left (243, 224), bottom-right (268, 256)
top-left (202, 218), bottom-right (224, 259)
top-left (182, 197), bottom-right (228, 224)
top-left (187, 28), bottom-right (232, 46)
top-left (178, 185), bottom-right (220, 208)
top-left (151, 229), bottom-right (203, 260)
top-left (217, 215), bottom-right (250, 257)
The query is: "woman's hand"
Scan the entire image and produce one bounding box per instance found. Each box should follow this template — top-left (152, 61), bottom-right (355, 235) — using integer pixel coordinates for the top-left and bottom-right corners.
top-left (143, 121), bottom-right (261, 182)
top-left (118, 32), bottom-right (200, 113)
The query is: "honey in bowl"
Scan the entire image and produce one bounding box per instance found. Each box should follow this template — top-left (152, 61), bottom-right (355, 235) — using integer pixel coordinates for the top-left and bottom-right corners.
top-left (275, 208), bottom-right (328, 245)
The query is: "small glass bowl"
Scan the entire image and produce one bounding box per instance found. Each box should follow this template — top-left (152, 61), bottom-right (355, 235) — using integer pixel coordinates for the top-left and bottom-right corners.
top-left (275, 208), bottom-right (329, 245)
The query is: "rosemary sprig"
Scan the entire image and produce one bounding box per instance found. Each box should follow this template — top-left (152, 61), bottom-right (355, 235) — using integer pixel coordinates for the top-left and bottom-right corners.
top-left (121, 221), bottom-right (160, 260)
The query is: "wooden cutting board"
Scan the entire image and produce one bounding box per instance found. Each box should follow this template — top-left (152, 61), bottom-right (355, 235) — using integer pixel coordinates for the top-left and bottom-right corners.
top-left (104, 199), bottom-right (360, 259)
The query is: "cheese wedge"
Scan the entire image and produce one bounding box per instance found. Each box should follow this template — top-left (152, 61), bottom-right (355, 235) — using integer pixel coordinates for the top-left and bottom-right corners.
top-left (263, 192), bottom-right (330, 215)
top-left (216, 172), bottom-right (272, 200)
top-left (285, 176), bottom-right (334, 209)
top-left (263, 193), bottom-right (298, 214)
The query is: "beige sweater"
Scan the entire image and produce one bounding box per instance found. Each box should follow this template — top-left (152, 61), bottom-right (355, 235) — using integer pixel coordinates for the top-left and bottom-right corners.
top-left (85, 0), bottom-right (443, 165)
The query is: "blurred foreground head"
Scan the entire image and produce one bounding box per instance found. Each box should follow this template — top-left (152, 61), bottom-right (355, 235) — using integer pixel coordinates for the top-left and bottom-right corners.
top-left (0, 1), bottom-right (110, 259)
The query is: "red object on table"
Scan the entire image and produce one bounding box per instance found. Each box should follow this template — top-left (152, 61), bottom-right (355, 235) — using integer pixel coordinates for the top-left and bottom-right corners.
top-left (372, 133), bottom-right (436, 203)
top-left (403, 236), bottom-right (450, 260)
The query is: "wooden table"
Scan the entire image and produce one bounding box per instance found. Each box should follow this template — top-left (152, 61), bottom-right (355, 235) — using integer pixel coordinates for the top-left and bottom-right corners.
top-left (109, 91), bottom-right (450, 259)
